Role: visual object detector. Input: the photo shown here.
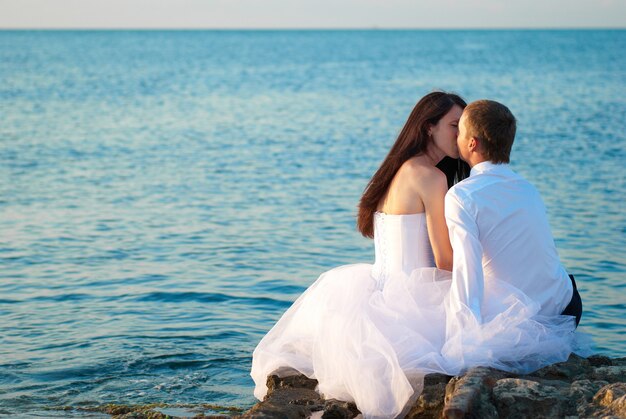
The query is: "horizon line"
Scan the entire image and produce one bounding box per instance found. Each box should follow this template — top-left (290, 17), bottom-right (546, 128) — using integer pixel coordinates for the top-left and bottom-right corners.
top-left (1, 26), bottom-right (625, 31)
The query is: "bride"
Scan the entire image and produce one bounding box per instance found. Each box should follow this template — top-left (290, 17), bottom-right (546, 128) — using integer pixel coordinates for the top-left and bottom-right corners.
top-left (250, 92), bottom-right (583, 418)
top-left (251, 91), bottom-right (467, 417)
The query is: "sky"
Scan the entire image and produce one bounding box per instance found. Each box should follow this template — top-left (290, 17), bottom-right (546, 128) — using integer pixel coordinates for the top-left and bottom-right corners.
top-left (1, 0), bottom-right (625, 29)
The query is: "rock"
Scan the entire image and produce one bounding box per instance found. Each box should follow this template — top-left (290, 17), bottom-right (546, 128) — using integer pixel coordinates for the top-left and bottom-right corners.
top-left (532, 354), bottom-right (591, 380)
top-left (592, 366), bottom-right (626, 382)
top-left (405, 374), bottom-right (451, 419)
top-left (442, 367), bottom-right (505, 419)
top-left (594, 383), bottom-right (626, 417)
top-left (65, 403), bottom-right (242, 418)
top-left (595, 383), bottom-right (626, 406)
top-left (492, 378), bottom-right (566, 418)
top-left (321, 400), bottom-right (360, 418)
top-left (241, 375), bottom-right (361, 419)
top-left (242, 386), bottom-right (322, 418)
top-left (266, 373), bottom-right (319, 394)
top-left (588, 355), bottom-right (614, 367)
top-left (242, 355), bottom-right (626, 419)
top-left (568, 379), bottom-right (607, 403)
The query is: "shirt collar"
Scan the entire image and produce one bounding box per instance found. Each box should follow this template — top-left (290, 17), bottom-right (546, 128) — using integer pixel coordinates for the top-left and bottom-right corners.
top-left (470, 161), bottom-right (511, 177)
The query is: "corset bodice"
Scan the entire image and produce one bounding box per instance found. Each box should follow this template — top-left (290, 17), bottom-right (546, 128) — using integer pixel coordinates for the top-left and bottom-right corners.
top-left (371, 212), bottom-right (435, 284)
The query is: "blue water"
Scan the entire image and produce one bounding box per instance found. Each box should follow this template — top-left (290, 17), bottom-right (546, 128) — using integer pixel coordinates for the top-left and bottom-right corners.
top-left (0, 30), bottom-right (625, 416)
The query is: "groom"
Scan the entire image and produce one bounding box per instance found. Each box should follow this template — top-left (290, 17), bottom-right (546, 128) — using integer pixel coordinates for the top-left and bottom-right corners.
top-left (445, 99), bottom-right (582, 326)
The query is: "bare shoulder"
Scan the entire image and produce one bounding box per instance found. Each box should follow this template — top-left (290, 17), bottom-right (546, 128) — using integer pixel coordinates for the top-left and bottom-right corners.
top-left (401, 157), bottom-right (447, 191)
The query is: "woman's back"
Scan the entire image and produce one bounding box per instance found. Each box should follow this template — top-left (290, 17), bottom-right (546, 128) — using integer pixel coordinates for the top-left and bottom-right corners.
top-left (376, 157), bottom-right (452, 270)
top-left (371, 212), bottom-right (435, 286)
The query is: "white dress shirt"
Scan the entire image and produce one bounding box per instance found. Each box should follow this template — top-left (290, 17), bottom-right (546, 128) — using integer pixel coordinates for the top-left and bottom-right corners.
top-left (445, 161), bottom-right (573, 323)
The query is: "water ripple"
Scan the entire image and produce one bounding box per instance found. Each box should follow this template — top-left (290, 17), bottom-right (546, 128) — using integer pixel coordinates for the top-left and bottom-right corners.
top-left (0, 29), bottom-right (624, 416)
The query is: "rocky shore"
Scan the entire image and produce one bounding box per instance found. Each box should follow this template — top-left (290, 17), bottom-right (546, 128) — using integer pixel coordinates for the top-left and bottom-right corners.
top-left (242, 355), bottom-right (626, 419)
top-left (63, 355), bottom-right (625, 418)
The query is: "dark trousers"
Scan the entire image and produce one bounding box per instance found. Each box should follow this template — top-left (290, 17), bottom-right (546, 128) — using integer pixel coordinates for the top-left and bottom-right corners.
top-left (561, 274), bottom-right (583, 328)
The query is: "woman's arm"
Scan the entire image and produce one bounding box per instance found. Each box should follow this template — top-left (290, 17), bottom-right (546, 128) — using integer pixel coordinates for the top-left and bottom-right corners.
top-left (418, 168), bottom-right (453, 271)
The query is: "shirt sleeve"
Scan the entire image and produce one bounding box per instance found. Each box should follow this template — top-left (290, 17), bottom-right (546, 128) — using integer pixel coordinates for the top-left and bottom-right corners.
top-left (445, 190), bottom-right (484, 324)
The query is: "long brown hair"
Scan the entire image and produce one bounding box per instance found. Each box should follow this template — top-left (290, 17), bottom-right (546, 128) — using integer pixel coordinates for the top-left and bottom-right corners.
top-left (357, 91), bottom-right (468, 238)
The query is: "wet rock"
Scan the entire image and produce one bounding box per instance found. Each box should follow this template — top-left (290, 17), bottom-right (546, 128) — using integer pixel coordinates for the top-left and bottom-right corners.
top-left (247, 375), bottom-right (361, 419)
top-left (242, 386), bottom-right (323, 418)
top-left (266, 373), bottom-right (319, 393)
top-left (67, 403), bottom-right (242, 418)
top-left (243, 355), bottom-right (626, 419)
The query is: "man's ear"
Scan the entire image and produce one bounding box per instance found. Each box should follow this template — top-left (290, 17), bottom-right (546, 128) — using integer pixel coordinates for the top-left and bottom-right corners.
top-left (468, 137), bottom-right (478, 152)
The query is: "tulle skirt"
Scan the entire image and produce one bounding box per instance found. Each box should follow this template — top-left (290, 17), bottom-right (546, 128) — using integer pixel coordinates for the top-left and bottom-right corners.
top-left (251, 264), bottom-right (591, 419)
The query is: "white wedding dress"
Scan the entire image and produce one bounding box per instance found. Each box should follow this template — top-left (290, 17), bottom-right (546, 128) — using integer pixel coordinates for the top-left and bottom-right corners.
top-left (251, 212), bottom-right (585, 419)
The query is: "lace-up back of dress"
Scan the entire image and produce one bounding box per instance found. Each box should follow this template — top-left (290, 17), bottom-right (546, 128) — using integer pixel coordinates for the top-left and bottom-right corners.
top-left (371, 212), bottom-right (435, 286)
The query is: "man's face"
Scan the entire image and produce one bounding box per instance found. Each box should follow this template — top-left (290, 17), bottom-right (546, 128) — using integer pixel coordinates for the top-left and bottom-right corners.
top-left (456, 112), bottom-right (471, 163)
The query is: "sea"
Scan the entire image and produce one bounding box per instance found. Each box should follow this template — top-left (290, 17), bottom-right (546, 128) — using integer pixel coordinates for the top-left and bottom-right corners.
top-left (0, 30), bottom-right (624, 417)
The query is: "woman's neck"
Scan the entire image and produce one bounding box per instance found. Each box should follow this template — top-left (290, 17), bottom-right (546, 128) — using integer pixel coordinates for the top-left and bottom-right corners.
top-left (423, 147), bottom-right (446, 167)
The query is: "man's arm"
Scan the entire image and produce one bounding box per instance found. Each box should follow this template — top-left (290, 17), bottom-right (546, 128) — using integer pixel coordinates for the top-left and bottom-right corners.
top-left (445, 191), bottom-right (485, 323)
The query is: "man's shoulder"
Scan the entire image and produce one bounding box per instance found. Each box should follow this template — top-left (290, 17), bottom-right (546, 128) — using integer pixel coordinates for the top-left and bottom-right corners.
top-left (446, 175), bottom-right (483, 202)
top-left (448, 166), bottom-right (530, 197)
top-left (445, 179), bottom-right (479, 216)
top-left (447, 168), bottom-right (544, 213)
top-left (445, 169), bottom-right (516, 210)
